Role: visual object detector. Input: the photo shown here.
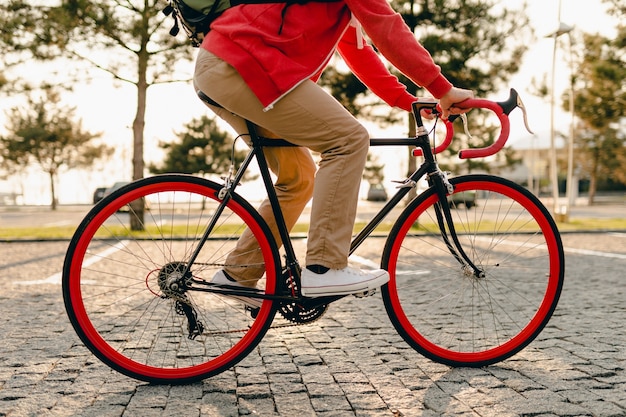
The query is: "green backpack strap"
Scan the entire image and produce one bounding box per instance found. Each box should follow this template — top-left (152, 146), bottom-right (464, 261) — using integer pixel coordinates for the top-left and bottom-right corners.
top-left (164, 0), bottom-right (343, 46)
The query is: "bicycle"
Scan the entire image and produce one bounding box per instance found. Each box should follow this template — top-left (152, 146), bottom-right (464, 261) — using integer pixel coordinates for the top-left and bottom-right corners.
top-left (62, 88), bottom-right (564, 384)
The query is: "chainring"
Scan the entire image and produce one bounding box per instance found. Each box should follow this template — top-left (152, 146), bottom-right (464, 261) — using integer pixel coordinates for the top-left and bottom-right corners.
top-left (277, 268), bottom-right (328, 324)
top-left (278, 301), bottom-right (328, 324)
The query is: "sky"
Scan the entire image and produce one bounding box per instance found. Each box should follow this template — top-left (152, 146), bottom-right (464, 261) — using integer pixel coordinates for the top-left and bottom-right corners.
top-left (0, 0), bottom-right (620, 205)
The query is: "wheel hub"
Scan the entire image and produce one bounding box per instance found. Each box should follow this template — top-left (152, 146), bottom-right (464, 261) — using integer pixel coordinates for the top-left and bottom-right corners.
top-left (157, 262), bottom-right (192, 298)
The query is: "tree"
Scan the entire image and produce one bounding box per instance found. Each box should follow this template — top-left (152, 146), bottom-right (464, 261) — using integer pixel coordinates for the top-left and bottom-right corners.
top-left (149, 115), bottom-right (253, 182)
top-left (320, 65), bottom-right (403, 127)
top-left (1, 1), bottom-right (84, 94)
top-left (1, 1), bottom-right (40, 83)
top-left (604, 0), bottom-right (626, 16)
top-left (363, 153), bottom-right (386, 185)
top-left (1, 1), bottom-right (30, 104)
top-left (1, 0), bottom-right (196, 227)
top-left (51, 0), bottom-right (193, 177)
top-left (568, 26), bottom-right (626, 204)
top-left (0, 88), bottom-right (112, 209)
top-left (393, 0), bottom-right (529, 94)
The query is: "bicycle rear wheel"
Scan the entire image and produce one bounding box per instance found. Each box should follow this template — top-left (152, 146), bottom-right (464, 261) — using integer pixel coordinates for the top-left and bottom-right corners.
top-left (63, 174), bottom-right (280, 383)
top-left (382, 174), bottom-right (564, 367)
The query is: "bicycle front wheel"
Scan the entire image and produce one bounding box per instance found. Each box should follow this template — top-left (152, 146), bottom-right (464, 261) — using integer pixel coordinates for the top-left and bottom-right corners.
top-left (382, 175), bottom-right (564, 367)
top-left (63, 174), bottom-right (280, 383)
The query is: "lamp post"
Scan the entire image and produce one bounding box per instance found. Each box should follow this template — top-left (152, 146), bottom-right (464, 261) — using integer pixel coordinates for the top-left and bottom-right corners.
top-left (547, 18), bottom-right (574, 219)
top-left (564, 29), bottom-right (576, 212)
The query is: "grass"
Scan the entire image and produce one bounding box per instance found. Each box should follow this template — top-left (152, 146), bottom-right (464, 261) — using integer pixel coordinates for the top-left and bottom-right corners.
top-left (1, 217), bottom-right (625, 240)
top-left (0, 221), bottom-right (389, 240)
top-left (553, 217), bottom-right (626, 232)
top-left (0, 225), bottom-right (79, 240)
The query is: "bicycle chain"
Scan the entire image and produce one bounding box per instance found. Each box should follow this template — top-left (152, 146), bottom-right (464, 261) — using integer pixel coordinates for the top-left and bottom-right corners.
top-left (200, 319), bottom-right (310, 336)
top-left (157, 262), bottom-right (329, 336)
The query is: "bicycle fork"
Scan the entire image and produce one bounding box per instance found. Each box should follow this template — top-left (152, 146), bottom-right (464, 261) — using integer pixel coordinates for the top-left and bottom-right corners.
top-left (428, 170), bottom-right (485, 278)
top-left (410, 105), bottom-right (485, 279)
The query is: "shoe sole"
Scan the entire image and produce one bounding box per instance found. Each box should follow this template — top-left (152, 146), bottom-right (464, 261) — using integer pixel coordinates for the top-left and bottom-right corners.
top-left (301, 274), bottom-right (389, 297)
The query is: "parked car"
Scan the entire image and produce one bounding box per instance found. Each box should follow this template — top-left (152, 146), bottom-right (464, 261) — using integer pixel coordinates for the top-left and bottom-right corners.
top-left (366, 183), bottom-right (388, 202)
top-left (92, 187), bottom-right (107, 204)
top-left (102, 181), bottom-right (130, 200)
top-left (100, 181), bottom-right (151, 212)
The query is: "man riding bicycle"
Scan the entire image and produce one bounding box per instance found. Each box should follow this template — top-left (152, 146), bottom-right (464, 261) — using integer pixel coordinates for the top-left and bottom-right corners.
top-left (193, 0), bottom-right (473, 301)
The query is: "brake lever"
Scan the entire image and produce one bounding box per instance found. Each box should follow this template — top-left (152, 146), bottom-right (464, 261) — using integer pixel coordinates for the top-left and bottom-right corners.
top-left (460, 113), bottom-right (474, 141)
top-left (516, 92), bottom-right (534, 134)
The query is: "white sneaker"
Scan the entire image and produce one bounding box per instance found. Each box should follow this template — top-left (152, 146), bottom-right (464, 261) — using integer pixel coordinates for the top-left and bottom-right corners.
top-left (211, 270), bottom-right (263, 309)
top-left (300, 266), bottom-right (390, 297)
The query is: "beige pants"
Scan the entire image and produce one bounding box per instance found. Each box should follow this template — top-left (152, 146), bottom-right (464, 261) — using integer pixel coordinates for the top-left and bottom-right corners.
top-left (194, 49), bottom-right (369, 284)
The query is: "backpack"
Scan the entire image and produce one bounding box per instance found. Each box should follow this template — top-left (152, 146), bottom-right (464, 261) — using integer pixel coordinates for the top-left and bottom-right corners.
top-left (163, 0), bottom-right (339, 47)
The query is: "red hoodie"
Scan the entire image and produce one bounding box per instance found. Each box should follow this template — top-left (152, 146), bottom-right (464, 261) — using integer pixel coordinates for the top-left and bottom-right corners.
top-left (202, 0), bottom-right (452, 111)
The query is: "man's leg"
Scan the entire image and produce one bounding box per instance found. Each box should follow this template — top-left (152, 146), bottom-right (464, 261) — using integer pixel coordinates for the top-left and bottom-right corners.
top-left (223, 144), bottom-right (316, 286)
top-left (194, 52), bottom-right (315, 286)
top-left (194, 49), bottom-right (369, 270)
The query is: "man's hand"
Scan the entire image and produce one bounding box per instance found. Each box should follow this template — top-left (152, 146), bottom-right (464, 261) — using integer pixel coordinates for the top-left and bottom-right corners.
top-left (439, 87), bottom-right (474, 120)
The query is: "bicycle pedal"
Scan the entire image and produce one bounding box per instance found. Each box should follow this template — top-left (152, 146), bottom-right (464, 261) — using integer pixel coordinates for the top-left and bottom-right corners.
top-left (353, 289), bottom-right (377, 298)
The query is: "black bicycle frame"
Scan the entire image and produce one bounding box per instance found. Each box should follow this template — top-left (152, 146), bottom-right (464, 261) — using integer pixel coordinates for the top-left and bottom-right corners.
top-left (184, 113), bottom-right (481, 302)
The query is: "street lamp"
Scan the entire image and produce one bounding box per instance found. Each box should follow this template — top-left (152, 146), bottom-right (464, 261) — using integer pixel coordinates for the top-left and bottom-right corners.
top-left (564, 29), bottom-right (576, 213)
top-left (546, 21), bottom-right (574, 219)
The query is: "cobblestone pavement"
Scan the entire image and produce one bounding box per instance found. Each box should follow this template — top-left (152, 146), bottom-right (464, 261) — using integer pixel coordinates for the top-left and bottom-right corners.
top-left (1, 232), bottom-right (625, 416)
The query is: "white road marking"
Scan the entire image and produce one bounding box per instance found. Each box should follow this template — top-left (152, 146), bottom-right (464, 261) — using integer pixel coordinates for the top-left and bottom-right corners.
top-left (474, 236), bottom-right (626, 260)
top-left (16, 241), bottom-right (127, 286)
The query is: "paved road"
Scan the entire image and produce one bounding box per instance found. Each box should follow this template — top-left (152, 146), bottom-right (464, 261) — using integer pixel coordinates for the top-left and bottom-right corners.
top-left (1, 232), bottom-right (625, 416)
